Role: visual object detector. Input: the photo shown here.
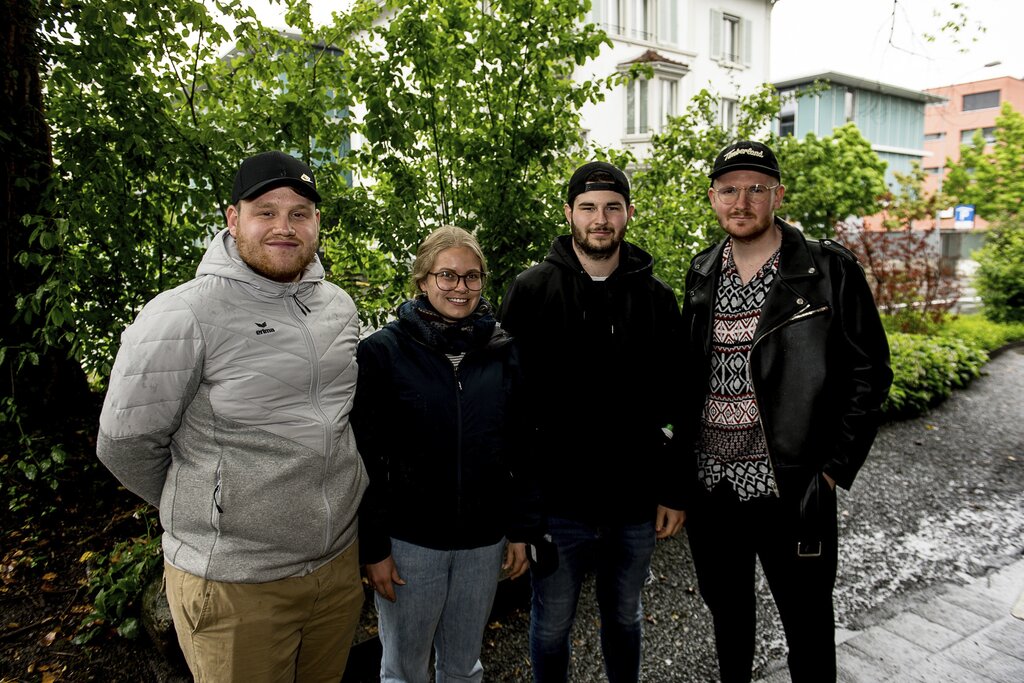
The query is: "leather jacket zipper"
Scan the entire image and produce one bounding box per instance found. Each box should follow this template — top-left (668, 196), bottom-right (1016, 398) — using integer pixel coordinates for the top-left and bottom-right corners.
top-left (747, 302), bottom-right (829, 494)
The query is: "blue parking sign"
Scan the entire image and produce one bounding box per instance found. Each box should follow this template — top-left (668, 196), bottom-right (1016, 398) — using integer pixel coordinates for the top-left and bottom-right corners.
top-left (954, 204), bottom-right (975, 229)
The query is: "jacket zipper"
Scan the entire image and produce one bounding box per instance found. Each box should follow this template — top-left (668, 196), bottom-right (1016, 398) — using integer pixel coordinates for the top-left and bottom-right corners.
top-left (454, 364), bottom-right (464, 522)
top-left (290, 288), bottom-right (334, 566)
top-left (747, 303), bottom-right (829, 493)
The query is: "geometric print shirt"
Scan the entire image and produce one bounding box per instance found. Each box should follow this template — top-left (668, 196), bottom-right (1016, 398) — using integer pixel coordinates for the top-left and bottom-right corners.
top-left (696, 239), bottom-right (782, 501)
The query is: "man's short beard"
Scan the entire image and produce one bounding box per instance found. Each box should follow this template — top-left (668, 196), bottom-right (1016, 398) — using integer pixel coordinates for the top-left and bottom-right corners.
top-left (236, 235), bottom-right (318, 282)
top-left (571, 221), bottom-right (622, 261)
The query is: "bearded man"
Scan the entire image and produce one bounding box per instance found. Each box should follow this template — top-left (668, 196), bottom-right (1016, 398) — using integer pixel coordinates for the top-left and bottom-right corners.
top-left (499, 161), bottom-right (685, 683)
top-left (97, 151), bottom-right (367, 682)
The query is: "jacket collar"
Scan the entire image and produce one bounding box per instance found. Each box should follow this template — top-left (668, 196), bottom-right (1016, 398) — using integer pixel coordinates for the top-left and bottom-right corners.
top-left (691, 218), bottom-right (820, 284)
top-left (687, 218), bottom-right (826, 341)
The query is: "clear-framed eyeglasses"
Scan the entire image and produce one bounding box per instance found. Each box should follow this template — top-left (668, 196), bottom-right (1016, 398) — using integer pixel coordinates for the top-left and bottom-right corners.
top-left (429, 270), bottom-right (486, 291)
top-left (711, 184), bottom-right (780, 205)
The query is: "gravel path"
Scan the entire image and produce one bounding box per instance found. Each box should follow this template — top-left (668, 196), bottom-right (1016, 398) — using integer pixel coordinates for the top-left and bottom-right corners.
top-left (474, 345), bottom-right (1024, 682)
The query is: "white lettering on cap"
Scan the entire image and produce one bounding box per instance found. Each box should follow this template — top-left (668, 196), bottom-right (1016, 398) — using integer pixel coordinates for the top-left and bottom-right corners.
top-left (724, 148), bottom-right (765, 161)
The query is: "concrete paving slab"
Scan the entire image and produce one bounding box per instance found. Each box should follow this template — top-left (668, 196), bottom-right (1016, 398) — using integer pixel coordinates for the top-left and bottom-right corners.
top-left (911, 596), bottom-right (993, 635)
top-left (940, 586), bottom-right (1012, 621)
top-left (835, 644), bottom-right (901, 681)
top-left (836, 626), bottom-right (858, 645)
top-left (879, 611), bottom-right (963, 652)
top-left (881, 655), bottom-right (999, 683)
top-left (974, 618), bottom-right (1024, 659)
top-left (844, 626), bottom-right (932, 670)
top-left (945, 638), bottom-right (1024, 682)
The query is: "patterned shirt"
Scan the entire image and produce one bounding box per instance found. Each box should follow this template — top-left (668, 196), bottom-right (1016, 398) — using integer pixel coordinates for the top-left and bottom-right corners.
top-left (696, 239), bottom-right (781, 501)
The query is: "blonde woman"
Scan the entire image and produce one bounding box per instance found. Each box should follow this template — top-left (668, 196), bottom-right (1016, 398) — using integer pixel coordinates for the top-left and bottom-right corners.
top-left (352, 226), bottom-right (537, 682)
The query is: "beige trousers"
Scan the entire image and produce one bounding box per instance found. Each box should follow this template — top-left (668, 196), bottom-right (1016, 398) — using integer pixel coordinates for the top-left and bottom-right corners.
top-left (164, 541), bottom-right (363, 683)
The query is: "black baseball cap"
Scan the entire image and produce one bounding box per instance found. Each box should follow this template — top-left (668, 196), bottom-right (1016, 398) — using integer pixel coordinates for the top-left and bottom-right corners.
top-left (231, 151), bottom-right (322, 204)
top-left (709, 140), bottom-right (781, 181)
top-left (567, 161), bottom-right (631, 208)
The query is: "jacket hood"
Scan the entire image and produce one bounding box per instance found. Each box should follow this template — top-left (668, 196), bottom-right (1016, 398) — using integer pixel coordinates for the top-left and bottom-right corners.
top-left (545, 234), bottom-right (654, 280)
top-left (196, 228), bottom-right (326, 291)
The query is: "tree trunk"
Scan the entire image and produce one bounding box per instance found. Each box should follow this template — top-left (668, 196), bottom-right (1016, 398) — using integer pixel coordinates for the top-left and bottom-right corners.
top-left (2, 0), bottom-right (92, 440)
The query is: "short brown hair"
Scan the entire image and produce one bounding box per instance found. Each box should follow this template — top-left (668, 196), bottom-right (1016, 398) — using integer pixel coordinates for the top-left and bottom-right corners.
top-left (410, 226), bottom-right (487, 295)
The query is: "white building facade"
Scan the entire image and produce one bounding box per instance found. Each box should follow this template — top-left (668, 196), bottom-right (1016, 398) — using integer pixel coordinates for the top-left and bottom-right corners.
top-left (577, 0), bottom-right (776, 157)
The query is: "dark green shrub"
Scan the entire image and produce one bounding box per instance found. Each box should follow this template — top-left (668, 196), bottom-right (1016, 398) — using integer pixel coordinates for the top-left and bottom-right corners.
top-left (883, 332), bottom-right (988, 418)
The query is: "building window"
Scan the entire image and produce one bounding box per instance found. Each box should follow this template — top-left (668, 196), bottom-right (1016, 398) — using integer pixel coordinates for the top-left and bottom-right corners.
top-left (960, 126), bottom-right (997, 145)
top-left (710, 9), bottom-right (751, 66)
top-left (721, 98), bottom-right (737, 130)
top-left (626, 76), bottom-right (681, 136)
top-left (660, 78), bottom-right (678, 124)
top-left (590, 0), bottom-right (678, 45)
top-left (844, 88), bottom-right (856, 122)
top-left (627, 79), bottom-right (650, 135)
top-left (619, 56), bottom-right (688, 139)
top-left (778, 89), bottom-right (796, 137)
top-left (924, 132), bottom-right (946, 142)
top-left (962, 90), bottom-right (1000, 112)
top-left (722, 14), bottom-right (740, 62)
top-left (923, 166), bottom-right (942, 175)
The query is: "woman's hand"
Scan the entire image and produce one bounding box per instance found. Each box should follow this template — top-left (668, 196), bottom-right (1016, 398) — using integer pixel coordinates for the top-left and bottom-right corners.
top-left (366, 555), bottom-right (405, 602)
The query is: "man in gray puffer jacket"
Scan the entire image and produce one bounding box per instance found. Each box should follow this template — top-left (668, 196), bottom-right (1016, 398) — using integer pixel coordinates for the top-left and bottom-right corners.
top-left (97, 151), bottom-right (368, 682)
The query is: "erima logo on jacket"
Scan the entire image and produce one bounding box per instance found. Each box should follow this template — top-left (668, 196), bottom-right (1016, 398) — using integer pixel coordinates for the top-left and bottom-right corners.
top-left (255, 321), bottom-right (276, 336)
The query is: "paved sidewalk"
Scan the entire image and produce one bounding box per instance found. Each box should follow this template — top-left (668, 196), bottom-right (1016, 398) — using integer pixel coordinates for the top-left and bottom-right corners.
top-left (756, 557), bottom-right (1024, 682)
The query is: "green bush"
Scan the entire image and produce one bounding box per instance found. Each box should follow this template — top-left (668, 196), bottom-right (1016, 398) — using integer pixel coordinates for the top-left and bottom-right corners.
top-left (882, 332), bottom-right (988, 418)
top-left (936, 313), bottom-right (1024, 352)
top-left (974, 224), bottom-right (1024, 324)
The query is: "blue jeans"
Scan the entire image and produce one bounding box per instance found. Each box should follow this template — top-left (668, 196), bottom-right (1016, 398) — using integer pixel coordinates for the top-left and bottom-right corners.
top-left (376, 538), bottom-right (505, 683)
top-left (529, 517), bottom-right (656, 683)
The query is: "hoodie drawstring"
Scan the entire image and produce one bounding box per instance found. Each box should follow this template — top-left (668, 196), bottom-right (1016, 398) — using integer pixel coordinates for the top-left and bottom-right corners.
top-left (292, 293), bottom-right (312, 316)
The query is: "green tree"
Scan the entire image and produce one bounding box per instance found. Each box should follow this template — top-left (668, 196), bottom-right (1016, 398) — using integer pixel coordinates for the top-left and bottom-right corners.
top-left (2, 0), bottom-right (92, 509)
top-left (944, 102), bottom-right (1024, 222)
top-left (42, 0), bottom-right (376, 381)
top-left (776, 122), bottom-right (888, 238)
top-left (347, 0), bottom-right (610, 308)
top-left (944, 103), bottom-right (1024, 323)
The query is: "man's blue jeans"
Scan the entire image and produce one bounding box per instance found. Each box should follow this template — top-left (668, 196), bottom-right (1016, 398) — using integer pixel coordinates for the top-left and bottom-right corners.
top-left (376, 537), bottom-right (505, 683)
top-left (529, 517), bottom-right (656, 683)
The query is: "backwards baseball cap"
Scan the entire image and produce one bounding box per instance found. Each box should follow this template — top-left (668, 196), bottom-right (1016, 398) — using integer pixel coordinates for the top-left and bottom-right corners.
top-left (231, 151), bottom-right (322, 204)
top-left (709, 140), bottom-right (781, 181)
top-left (567, 161), bottom-right (631, 208)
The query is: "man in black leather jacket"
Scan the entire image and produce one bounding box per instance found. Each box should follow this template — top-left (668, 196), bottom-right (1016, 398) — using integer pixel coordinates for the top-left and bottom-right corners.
top-left (678, 140), bottom-right (892, 683)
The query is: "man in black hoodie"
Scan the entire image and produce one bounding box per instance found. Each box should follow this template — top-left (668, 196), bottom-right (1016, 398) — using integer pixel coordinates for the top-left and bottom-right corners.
top-left (499, 161), bottom-right (685, 683)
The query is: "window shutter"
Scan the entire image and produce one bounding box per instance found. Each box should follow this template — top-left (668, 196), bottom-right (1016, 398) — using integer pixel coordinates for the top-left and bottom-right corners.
top-left (710, 9), bottom-right (723, 59)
